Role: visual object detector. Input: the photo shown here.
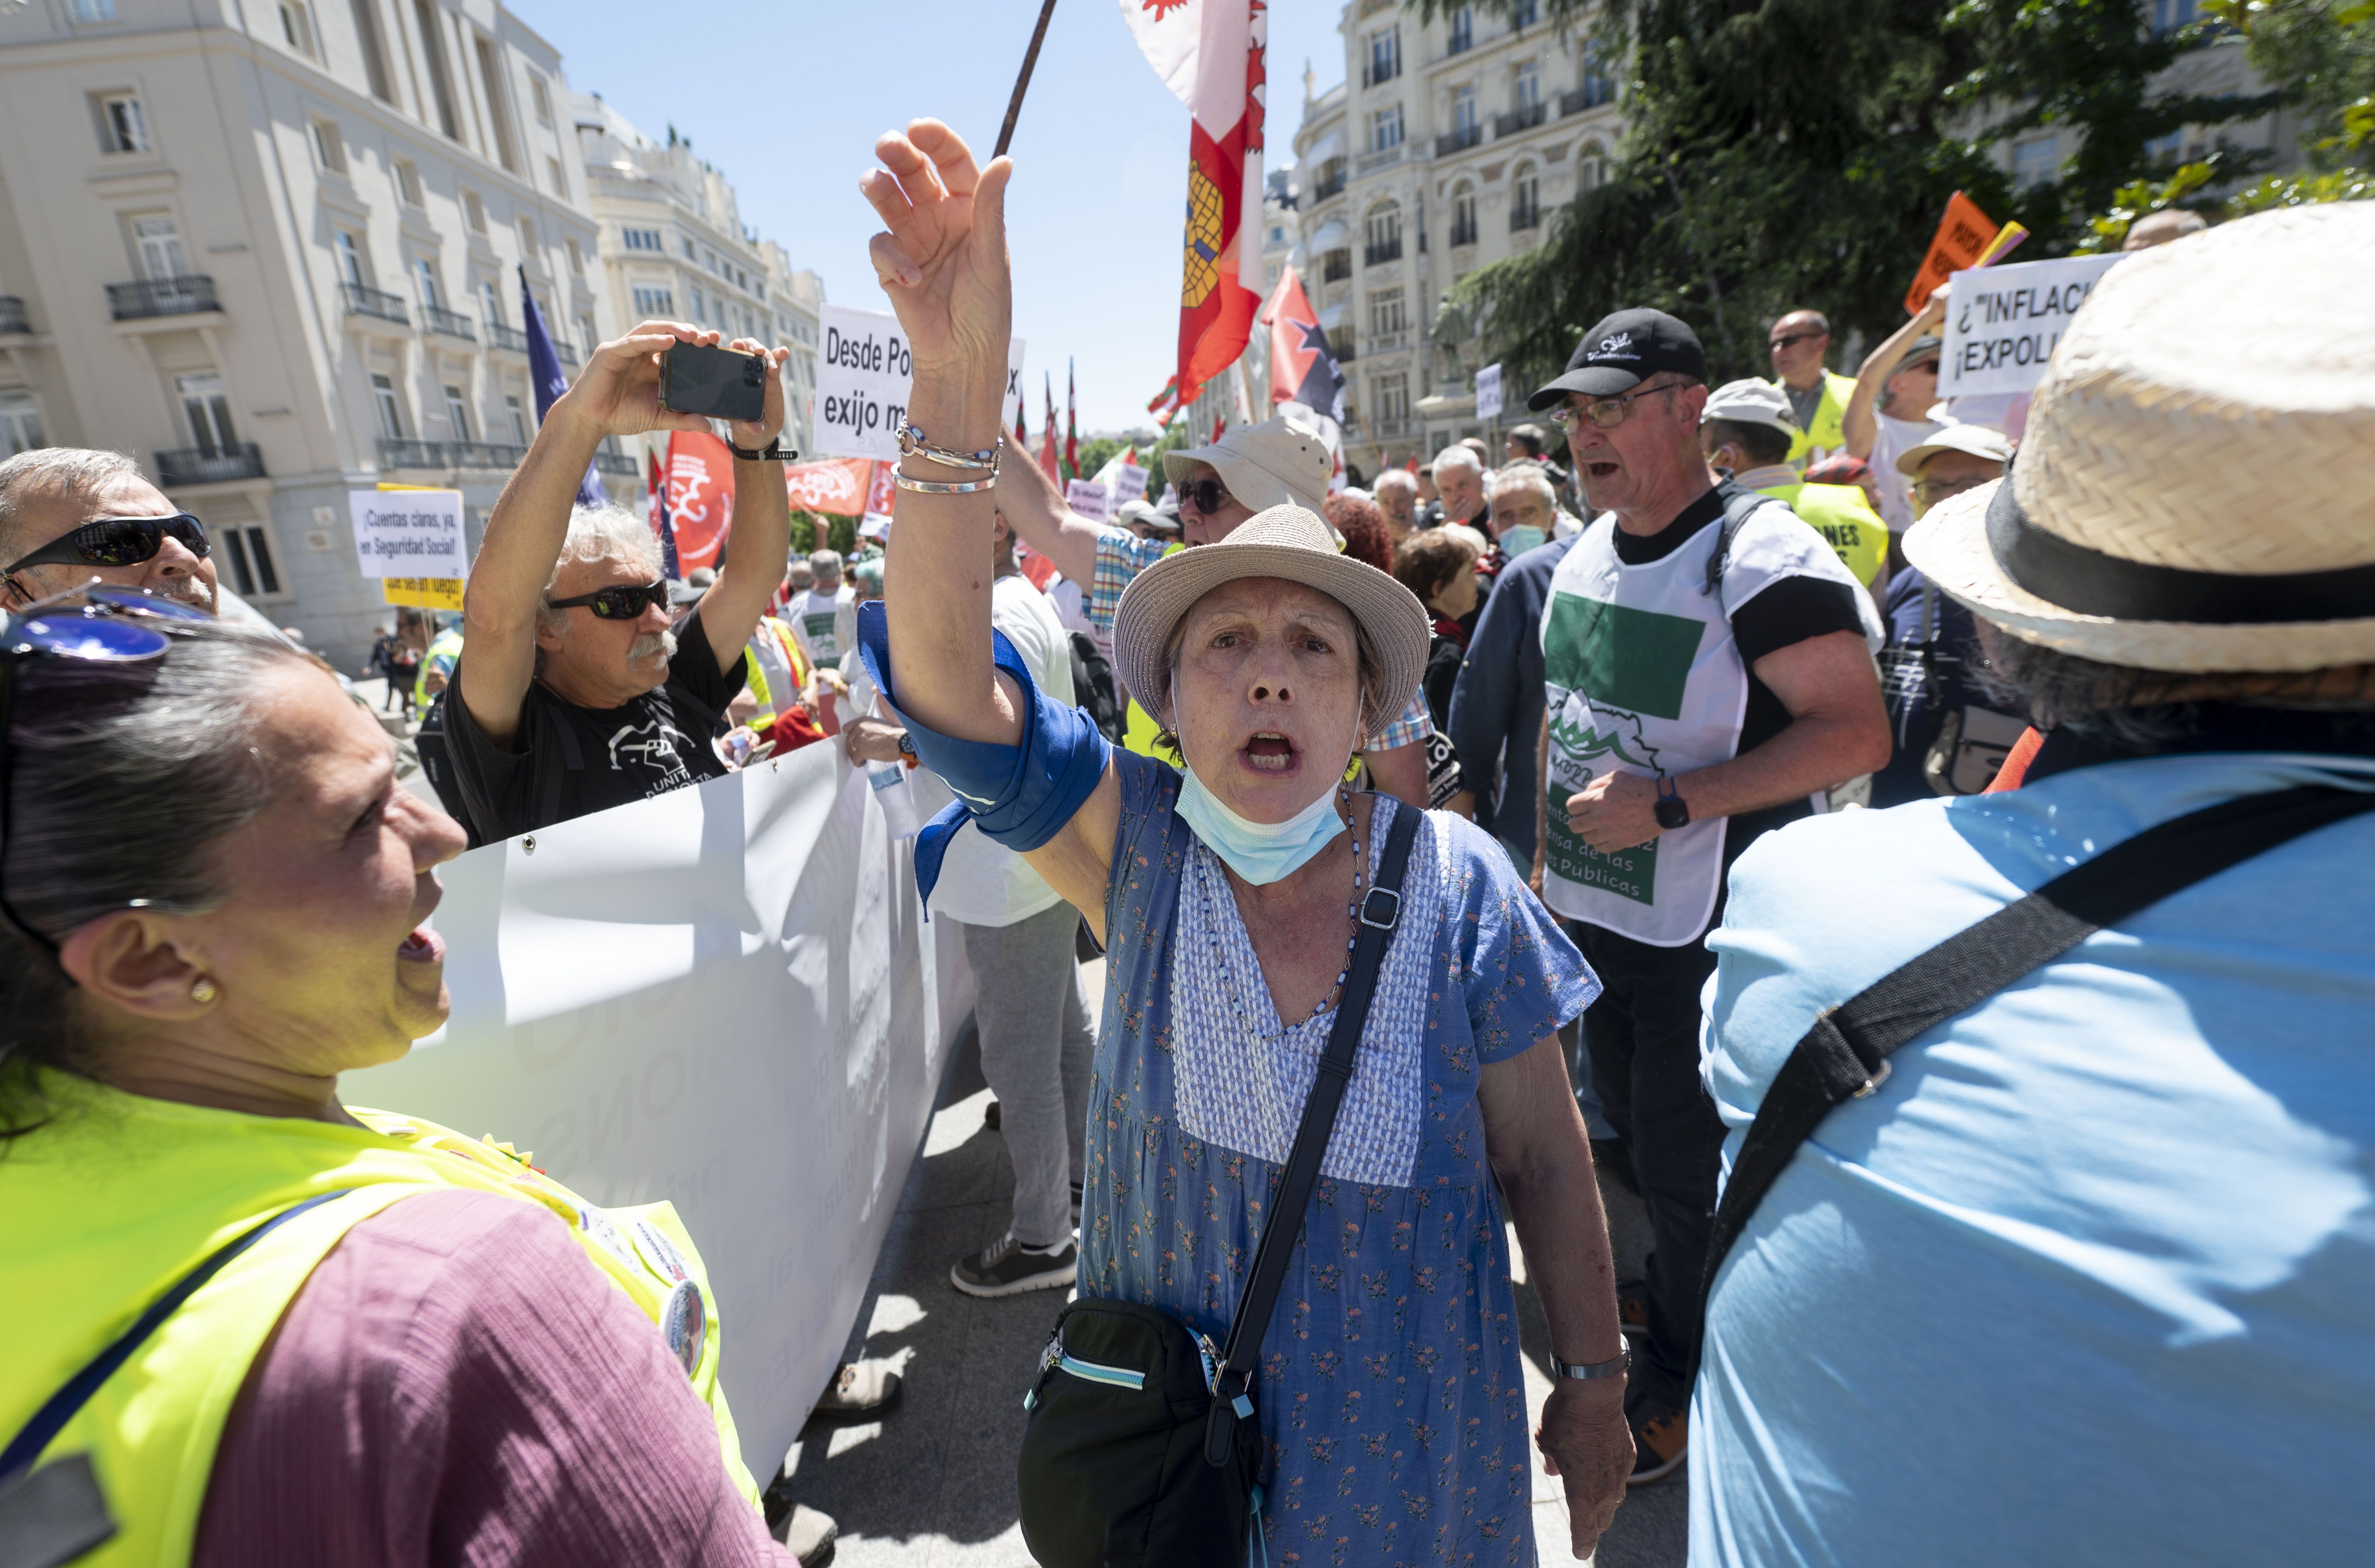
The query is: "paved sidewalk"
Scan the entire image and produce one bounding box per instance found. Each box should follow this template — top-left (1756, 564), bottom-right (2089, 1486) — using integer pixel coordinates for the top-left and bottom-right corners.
top-left (781, 961), bottom-right (1689, 1567)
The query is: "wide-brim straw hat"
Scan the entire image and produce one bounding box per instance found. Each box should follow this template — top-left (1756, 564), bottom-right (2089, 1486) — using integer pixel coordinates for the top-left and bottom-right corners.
top-left (1112, 504), bottom-right (1430, 732)
top-left (1905, 202), bottom-right (2375, 674)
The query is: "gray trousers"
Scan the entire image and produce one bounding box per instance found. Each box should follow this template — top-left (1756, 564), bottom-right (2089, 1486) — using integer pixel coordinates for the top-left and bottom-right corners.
top-left (959, 902), bottom-right (1095, 1249)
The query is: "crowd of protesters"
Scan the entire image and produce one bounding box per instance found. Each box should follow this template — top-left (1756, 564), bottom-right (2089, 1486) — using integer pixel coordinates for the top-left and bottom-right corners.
top-left (1, 101), bottom-right (2367, 1568)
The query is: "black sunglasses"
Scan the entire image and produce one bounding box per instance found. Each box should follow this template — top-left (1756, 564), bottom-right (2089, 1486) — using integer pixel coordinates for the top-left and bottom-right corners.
top-left (3, 514), bottom-right (210, 578)
top-left (0, 586), bottom-right (212, 953)
top-left (1768, 331), bottom-right (1824, 352)
top-left (547, 579), bottom-right (670, 620)
top-left (1181, 478), bottom-right (1233, 515)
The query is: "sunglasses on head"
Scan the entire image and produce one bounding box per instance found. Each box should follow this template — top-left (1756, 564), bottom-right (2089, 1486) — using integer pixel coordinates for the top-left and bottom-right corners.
top-left (3, 514), bottom-right (210, 579)
top-left (547, 580), bottom-right (670, 620)
top-left (0, 586), bottom-right (212, 953)
top-left (1181, 478), bottom-right (1234, 516)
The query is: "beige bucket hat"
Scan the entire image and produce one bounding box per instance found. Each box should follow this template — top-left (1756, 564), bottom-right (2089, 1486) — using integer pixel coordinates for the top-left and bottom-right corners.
top-left (1160, 407), bottom-right (1334, 515)
top-left (1905, 202), bottom-right (2375, 674)
top-left (1111, 504), bottom-right (1429, 732)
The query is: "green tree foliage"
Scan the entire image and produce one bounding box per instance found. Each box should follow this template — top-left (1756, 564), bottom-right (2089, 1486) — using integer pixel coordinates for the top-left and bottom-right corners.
top-left (2205, 0), bottom-right (2375, 169)
top-left (1428, 0), bottom-right (2277, 390)
top-left (1075, 436), bottom-right (1129, 477)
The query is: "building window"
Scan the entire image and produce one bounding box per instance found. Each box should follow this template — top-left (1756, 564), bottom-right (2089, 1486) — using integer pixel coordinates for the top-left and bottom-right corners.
top-left (529, 71), bottom-right (554, 126)
top-left (278, 2), bottom-right (314, 54)
top-left (1366, 27), bottom-right (1400, 86)
top-left (477, 277), bottom-right (505, 328)
top-left (1447, 6), bottom-right (1473, 54)
top-left (411, 257), bottom-right (441, 309)
top-left (442, 383), bottom-right (473, 439)
top-left (412, 0), bottom-right (461, 140)
top-left (1511, 0), bottom-right (1538, 24)
top-left (393, 156), bottom-right (423, 206)
top-left (310, 118), bottom-right (348, 174)
top-left (474, 35), bottom-right (521, 173)
top-left (1371, 104), bottom-right (1403, 152)
top-left (632, 283), bottom-right (674, 316)
top-left (462, 189), bottom-right (487, 233)
top-left (1454, 84), bottom-right (1478, 141)
top-left (176, 374), bottom-right (238, 457)
top-left (2013, 135), bottom-right (2060, 189)
top-left (2151, 0), bottom-right (2196, 34)
top-left (505, 392), bottom-right (527, 442)
top-left (132, 215), bottom-right (188, 282)
top-left (70, 0), bottom-right (117, 20)
top-left (517, 216), bottom-right (538, 260)
top-left (1578, 141), bottom-right (1607, 192)
top-left (683, 235), bottom-right (696, 259)
top-left (370, 372), bottom-right (406, 439)
top-left (690, 286), bottom-right (708, 325)
top-left (1365, 202), bottom-right (1402, 264)
top-left (0, 392), bottom-right (47, 458)
top-left (623, 227), bottom-right (665, 251)
top-left (95, 93), bottom-right (151, 155)
top-left (1581, 38), bottom-right (1614, 108)
top-left (547, 157), bottom-right (568, 198)
top-left (334, 230), bottom-right (367, 285)
top-left (1511, 164), bottom-right (1542, 230)
top-left (578, 315), bottom-right (597, 357)
top-left (1374, 372), bottom-right (1410, 424)
top-left (1368, 288), bottom-right (1406, 337)
top-left (565, 237), bottom-right (584, 275)
top-left (350, 0), bottom-right (393, 102)
top-left (219, 525), bottom-right (284, 598)
top-left (1321, 248), bottom-right (1352, 284)
top-left (1450, 184), bottom-right (1478, 247)
top-left (1515, 59), bottom-right (1541, 110)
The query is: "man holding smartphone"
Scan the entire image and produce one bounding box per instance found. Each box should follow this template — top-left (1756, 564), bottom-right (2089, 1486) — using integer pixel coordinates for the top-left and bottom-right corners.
top-left (447, 323), bottom-right (792, 841)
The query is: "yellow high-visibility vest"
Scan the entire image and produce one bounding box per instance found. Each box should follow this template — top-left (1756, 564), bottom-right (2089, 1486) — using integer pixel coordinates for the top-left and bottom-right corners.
top-left (1780, 369), bottom-right (1859, 462)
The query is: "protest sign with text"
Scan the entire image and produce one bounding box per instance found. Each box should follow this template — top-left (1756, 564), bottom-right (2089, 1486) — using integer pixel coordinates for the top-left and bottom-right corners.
top-left (1907, 192), bottom-right (1999, 314)
top-left (1940, 254), bottom-right (2125, 399)
top-left (1475, 363), bottom-right (1503, 422)
top-left (350, 488), bottom-right (463, 579)
top-left (1065, 478), bottom-right (1113, 523)
top-left (814, 304), bottom-right (1025, 462)
top-left (1110, 462), bottom-right (1150, 507)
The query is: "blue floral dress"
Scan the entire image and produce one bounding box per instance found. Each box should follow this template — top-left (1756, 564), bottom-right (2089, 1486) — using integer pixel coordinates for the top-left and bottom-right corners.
top-left (1083, 752), bottom-right (1600, 1566)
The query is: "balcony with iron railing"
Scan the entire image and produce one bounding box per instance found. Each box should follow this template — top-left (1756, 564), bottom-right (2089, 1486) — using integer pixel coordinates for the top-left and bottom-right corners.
top-left (1449, 217), bottom-right (1480, 248)
top-left (1310, 168), bottom-right (1348, 204)
top-left (1511, 201), bottom-right (1543, 232)
top-left (0, 297), bottom-right (30, 335)
top-left (1446, 19), bottom-right (1473, 54)
top-left (554, 337), bottom-right (579, 365)
top-left (1337, 338), bottom-right (1356, 364)
top-left (486, 322), bottom-right (530, 354)
top-left (422, 303), bottom-right (477, 342)
top-left (108, 276), bottom-right (219, 321)
top-left (1364, 237), bottom-right (1404, 267)
top-left (340, 282), bottom-right (409, 325)
top-left (1356, 143), bottom-right (1406, 176)
top-left (1362, 56), bottom-right (1401, 87)
top-left (1495, 103), bottom-right (1548, 138)
top-left (1561, 80), bottom-right (1615, 116)
top-left (1321, 250), bottom-right (1353, 283)
top-left (156, 443), bottom-right (265, 485)
top-left (378, 437), bottom-right (530, 472)
top-left (1435, 125), bottom-right (1483, 158)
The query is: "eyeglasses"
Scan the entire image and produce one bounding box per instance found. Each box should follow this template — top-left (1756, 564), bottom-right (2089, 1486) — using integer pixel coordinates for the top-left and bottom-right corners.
top-left (1181, 478), bottom-right (1234, 516)
top-left (1549, 380), bottom-right (1687, 434)
top-left (3, 514), bottom-right (210, 579)
top-left (1912, 474), bottom-right (1993, 506)
top-left (0, 586), bottom-right (211, 952)
top-left (547, 580), bottom-right (670, 620)
top-left (1768, 331), bottom-right (1824, 352)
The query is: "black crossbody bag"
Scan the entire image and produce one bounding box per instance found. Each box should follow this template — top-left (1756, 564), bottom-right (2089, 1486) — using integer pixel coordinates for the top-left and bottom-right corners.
top-left (1016, 804), bottom-right (1422, 1568)
top-left (1696, 784), bottom-right (2375, 1346)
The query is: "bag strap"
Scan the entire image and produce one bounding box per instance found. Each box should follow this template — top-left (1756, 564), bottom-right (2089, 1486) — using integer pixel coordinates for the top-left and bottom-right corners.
top-left (0, 1189), bottom-right (357, 1487)
top-left (1203, 800), bottom-right (1423, 1467)
top-left (1700, 484), bottom-right (1777, 601)
top-left (1697, 784), bottom-right (2375, 1334)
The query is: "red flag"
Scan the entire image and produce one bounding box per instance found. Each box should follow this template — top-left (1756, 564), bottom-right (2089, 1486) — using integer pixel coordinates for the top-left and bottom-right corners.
top-left (1212, 415), bottom-right (1226, 443)
top-left (1147, 375), bottom-right (1180, 415)
top-left (781, 457), bottom-right (873, 515)
top-left (663, 431), bottom-right (736, 572)
top-left (1260, 263), bottom-right (1346, 423)
top-left (1015, 406), bottom-right (1029, 449)
top-left (1064, 360), bottom-right (1079, 482)
top-left (1125, 0), bottom-right (1266, 404)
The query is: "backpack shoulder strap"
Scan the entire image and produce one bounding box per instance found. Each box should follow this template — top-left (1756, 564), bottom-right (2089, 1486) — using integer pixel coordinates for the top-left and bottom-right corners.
top-left (1702, 485), bottom-right (1781, 601)
top-left (1204, 800), bottom-right (1424, 1466)
top-left (1697, 784), bottom-right (2375, 1335)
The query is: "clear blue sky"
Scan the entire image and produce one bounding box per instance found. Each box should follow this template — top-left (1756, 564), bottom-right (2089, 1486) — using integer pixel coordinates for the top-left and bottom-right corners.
top-left (516, 0), bottom-right (1349, 434)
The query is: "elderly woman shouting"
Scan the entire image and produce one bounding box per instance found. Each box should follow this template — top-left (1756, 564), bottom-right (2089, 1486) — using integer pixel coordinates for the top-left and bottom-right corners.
top-left (859, 121), bottom-right (1632, 1564)
top-left (0, 605), bottom-right (800, 1564)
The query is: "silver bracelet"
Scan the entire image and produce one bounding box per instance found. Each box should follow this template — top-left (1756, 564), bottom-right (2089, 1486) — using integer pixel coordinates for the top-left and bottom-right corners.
top-left (1550, 1346), bottom-right (1630, 1381)
top-left (896, 425), bottom-right (1000, 471)
top-left (893, 453), bottom-right (999, 495)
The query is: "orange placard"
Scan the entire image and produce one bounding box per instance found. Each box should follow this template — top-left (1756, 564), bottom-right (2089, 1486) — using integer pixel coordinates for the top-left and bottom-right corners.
top-left (1905, 192), bottom-right (1999, 315)
top-left (781, 457), bottom-right (875, 517)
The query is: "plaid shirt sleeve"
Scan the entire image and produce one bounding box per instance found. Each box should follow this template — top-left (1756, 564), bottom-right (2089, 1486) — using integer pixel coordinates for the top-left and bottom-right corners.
top-left (1366, 690), bottom-right (1433, 752)
top-left (1088, 527), bottom-right (1174, 634)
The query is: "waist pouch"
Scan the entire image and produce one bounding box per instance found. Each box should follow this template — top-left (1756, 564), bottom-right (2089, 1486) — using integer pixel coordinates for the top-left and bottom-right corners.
top-left (1015, 803), bottom-right (1422, 1568)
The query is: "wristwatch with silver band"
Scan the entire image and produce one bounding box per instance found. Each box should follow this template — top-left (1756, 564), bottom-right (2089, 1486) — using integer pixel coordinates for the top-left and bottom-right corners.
top-left (1550, 1346), bottom-right (1631, 1381)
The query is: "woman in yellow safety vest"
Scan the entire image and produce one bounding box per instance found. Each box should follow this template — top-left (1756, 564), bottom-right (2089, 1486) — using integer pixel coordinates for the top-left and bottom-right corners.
top-left (0, 604), bottom-right (797, 1566)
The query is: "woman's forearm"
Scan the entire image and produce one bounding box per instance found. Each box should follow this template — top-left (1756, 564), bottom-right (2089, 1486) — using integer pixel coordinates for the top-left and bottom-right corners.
top-left (1483, 1039), bottom-right (1625, 1367)
top-left (881, 377), bottom-right (1019, 745)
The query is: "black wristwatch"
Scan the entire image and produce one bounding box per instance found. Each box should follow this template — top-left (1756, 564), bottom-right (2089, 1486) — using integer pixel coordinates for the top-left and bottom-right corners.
top-left (1653, 776), bottom-right (1691, 831)
top-left (896, 731), bottom-right (917, 761)
top-left (727, 438), bottom-right (794, 462)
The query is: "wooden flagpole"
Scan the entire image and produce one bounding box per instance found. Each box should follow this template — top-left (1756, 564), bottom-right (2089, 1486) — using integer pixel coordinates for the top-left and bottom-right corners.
top-left (994, 0), bottom-right (1062, 158)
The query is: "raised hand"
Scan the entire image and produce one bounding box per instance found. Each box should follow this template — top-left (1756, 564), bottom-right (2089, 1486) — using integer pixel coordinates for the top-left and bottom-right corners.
top-left (860, 119), bottom-right (1013, 409)
top-left (562, 320), bottom-right (722, 440)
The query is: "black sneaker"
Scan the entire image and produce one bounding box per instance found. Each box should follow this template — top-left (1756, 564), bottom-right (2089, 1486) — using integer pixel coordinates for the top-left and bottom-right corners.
top-left (983, 1099), bottom-right (1002, 1131)
top-left (951, 1233), bottom-right (1077, 1298)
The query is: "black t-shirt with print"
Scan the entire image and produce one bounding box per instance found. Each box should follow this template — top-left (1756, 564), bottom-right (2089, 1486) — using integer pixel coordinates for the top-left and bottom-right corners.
top-left (1611, 482), bottom-right (1867, 861)
top-left (445, 606), bottom-right (749, 844)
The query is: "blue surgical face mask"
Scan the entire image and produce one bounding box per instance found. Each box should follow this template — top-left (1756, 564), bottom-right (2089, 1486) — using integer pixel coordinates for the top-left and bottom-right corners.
top-left (1500, 525), bottom-right (1548, 558)
top-left (1175, 760), bottom-right (1346, 886)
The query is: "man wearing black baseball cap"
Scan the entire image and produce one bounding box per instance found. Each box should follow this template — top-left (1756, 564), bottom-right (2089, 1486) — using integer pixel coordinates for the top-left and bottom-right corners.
top-left (1527, 307), bottom-right (1891, 1485)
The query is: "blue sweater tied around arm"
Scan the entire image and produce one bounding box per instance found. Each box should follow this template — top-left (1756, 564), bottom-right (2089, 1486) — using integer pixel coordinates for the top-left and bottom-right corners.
top-left (855, 601), bottom-right (1111, 915)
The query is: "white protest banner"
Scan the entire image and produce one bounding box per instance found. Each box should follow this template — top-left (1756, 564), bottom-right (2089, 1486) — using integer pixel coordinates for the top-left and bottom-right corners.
top-left (349, 488), bottom-right (463, 579)
top-left (1110, 462), bottom-right (1150, 507)
top-left (1475, 363), bottom-right (1504, 422)
top-left (1066, 478), bottom-right (1113, 523)
top-left (814, 303), bottom-right (1024, 461)
top-left (348, 746), bottom-right (974, 1482)
top-left (1940, 254), bottom-right (2125, 399)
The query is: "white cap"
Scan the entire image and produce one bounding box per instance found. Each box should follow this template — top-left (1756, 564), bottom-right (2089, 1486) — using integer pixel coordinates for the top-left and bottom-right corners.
top-left (1701, 378), bottom-right (1799, 435)
top-left (1894, 422), bottom-right (2014, 476)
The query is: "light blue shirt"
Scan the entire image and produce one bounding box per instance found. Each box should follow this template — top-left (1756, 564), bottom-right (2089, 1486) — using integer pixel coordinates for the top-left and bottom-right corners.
top-left (1691, 749), bottom-right (2375, 1566)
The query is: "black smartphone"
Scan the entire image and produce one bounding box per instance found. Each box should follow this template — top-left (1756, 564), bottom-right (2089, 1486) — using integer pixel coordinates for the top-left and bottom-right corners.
top-left (660, 342), bottom-right (767, 424)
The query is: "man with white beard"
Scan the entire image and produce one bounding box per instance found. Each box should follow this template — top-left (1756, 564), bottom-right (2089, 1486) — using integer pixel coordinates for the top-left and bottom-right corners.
top-left (444, 321), bottom-right (791, 842)
top-left (0, 449), bottom-right (220, 616)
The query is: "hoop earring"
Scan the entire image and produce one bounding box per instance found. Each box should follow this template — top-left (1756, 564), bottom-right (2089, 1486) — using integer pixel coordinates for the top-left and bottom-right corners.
top-left (190, 976), bottom-right (219, 1005)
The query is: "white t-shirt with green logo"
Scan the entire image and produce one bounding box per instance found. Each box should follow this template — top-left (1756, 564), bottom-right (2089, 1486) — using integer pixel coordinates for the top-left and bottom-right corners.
top-left (786, 585), bottom-right (856, 668)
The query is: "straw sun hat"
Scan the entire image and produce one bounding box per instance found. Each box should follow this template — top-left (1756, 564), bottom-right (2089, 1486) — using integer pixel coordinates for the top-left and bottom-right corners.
top-left (1111, 504), bottom-right (1430, 732)
top-left (1904, 202), bottom-right (2375, 674)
